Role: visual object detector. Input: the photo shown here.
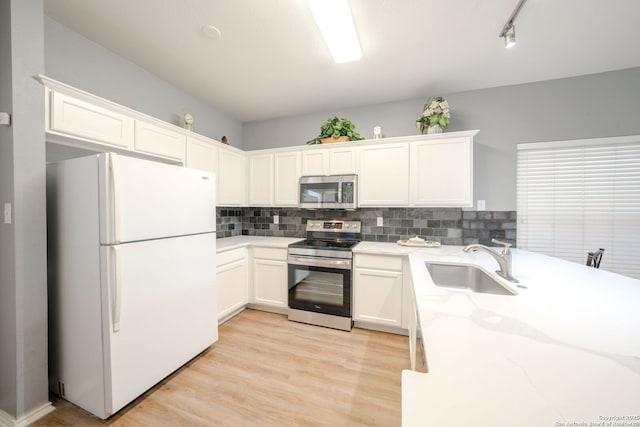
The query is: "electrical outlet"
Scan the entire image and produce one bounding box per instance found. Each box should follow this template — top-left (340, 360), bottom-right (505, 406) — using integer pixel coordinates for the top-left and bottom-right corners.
top-left (477, 200), bottom-right (486, 211)
top-left (377, 217), bottom-right (384, 227)
top-left (273, 214), bottom-right (279, 224)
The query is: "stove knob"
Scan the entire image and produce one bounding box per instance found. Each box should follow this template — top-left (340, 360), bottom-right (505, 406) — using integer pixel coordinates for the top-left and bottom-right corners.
top-left (344, 224), bottom-right (350, 228)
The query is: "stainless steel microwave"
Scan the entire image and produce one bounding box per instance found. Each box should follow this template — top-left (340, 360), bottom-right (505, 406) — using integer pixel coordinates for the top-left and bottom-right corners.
top-left (299, 174), bottom-right (357, 209)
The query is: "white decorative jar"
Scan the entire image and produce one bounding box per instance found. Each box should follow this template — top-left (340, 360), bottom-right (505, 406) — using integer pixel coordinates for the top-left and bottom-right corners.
top-left (426, 125), bottom-right (442, 134)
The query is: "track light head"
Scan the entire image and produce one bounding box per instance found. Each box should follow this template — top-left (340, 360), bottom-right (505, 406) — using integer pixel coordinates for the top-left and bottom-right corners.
top-left (504, 24), bottom-right (517, 48)
top-left (498, 0), bottom-right (526, 48)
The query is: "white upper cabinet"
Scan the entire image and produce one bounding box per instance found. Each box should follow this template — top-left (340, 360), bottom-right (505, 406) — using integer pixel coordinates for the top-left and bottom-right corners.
top-left (248, 153), bottom-right (274, 206)
top-left (218, 146), bottom-right (247, 206)
top-left (186, 135), bottom-right (219, 174)
top-left (274, 151), bottom-right (301, 206)
top-left (301, 145), bottom-right (358, 176)
top-left (329, 146), bottom-right (359, 174)
top-left (359, 142), bottom-right (410, 206)
top-left (248, 150), bottom-right (301, 207)
top-left (49, 91), bottom-right (134, 150)
top-left (41, 76), bottom-right (477, 209)
top-left (409, 136), bottom-right (473, 207)
top-left (134, 121), bottom-right (186, 162)
top-left (301, 150), bottom-right (326, 176)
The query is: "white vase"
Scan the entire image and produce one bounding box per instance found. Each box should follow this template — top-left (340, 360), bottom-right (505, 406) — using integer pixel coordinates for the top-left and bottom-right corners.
top-left (426, 125), bottom-right (442, 134)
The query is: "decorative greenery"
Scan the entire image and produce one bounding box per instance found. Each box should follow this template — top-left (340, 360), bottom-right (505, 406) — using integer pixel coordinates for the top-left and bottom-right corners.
top-left (306, 116), bottom-right (364, 144)
top-left (416, 97), bottom-right (450, 133)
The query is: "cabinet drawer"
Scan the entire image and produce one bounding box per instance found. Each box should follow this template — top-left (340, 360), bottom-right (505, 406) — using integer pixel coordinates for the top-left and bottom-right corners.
top-left (217, 247), bottom-right (246, 267)
top-left (355, 254), bottom-right (403, 270)
top-left (253, 247), bottom-right (287, 261)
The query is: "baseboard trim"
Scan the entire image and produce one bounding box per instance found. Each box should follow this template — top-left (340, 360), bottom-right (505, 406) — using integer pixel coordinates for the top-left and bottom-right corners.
top-left (246, 303), bottom-right (288, 315)
top-left (218, 306), bottom-right (246, 325)
top-left (0, 402), bottom-right (55, 427)
top-left (353, 321), bottom-right (408, 336)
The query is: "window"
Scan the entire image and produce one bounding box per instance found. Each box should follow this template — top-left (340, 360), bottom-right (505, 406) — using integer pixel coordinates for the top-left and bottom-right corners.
top-left (517, 135), bottom-right (640, 279)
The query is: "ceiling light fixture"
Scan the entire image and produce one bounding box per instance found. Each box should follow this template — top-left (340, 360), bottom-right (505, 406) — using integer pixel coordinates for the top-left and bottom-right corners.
top-left (307, 0), bottom-right (362, 64)
top-left (202, 25), bottom-right (221, 41)
top-left (499, 0), bottom-right (527, 49)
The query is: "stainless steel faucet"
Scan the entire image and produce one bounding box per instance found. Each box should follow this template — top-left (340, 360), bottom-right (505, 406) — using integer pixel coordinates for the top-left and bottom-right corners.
top-left (463, 238), bottom-right (519, 283)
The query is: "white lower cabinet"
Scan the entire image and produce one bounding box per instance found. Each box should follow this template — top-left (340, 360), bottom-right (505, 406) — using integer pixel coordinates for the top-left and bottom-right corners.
top-left (251, 247), bottom-right (288, 308)
top-left (353, 254), bottom-right (404, 328)
top-left (216, 248), bottom-right (249, 322)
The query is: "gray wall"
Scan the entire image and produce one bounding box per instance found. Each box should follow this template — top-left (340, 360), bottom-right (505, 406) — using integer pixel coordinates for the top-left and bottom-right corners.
top-left (44, 17), bottom-right (244, 148)
top-left (0, 0), bottom-right (49, 420)
top-left (243, 67), bottom-right (640, 210)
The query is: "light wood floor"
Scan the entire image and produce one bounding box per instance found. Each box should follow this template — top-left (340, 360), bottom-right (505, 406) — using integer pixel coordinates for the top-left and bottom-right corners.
top-left (32, 309), bottom-right (410, 426)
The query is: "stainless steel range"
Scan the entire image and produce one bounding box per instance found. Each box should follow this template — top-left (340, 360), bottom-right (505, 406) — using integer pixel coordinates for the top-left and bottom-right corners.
top-left (287, 219), bottom-right (361, 331)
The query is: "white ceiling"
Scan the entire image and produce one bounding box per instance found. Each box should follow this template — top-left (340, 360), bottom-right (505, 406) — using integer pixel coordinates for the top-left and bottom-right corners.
top-left (43, 0), bottom-right (640, 123)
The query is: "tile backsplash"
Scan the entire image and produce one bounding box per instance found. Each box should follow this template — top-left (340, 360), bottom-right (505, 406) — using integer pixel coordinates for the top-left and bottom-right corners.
top-left (217, 207), bottom-right (517, 247)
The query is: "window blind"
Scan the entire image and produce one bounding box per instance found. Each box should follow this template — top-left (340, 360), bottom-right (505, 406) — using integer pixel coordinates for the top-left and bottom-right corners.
top-left (517, 135), bottom-right (640, 279)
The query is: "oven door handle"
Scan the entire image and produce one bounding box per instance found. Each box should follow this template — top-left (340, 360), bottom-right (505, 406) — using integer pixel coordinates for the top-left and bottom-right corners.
top-left (288, 255), bottom-right (352, 270)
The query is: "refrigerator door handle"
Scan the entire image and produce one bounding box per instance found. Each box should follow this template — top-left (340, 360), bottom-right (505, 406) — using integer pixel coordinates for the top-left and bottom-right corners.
top-left (109, 153), bottom-right (122, 244)
top-left (112, 245), bottom-right (122, 332)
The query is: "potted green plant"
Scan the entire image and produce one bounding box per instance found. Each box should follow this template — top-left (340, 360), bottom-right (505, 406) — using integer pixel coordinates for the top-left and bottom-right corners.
top-left (306, 116), bottom-right (364, 144)
top-left (416, 97), bottom-right (450, 134)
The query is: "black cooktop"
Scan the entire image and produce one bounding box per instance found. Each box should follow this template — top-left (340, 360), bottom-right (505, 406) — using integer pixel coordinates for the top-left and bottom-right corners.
top-left (289, 239), bottom-right (359, 251)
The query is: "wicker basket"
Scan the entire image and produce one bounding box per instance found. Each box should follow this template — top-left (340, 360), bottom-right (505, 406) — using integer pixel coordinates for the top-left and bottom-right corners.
top-left (320, 136), bottom-right (350, 144)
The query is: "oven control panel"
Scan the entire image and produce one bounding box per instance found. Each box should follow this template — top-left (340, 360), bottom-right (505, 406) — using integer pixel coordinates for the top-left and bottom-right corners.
top-left (306, 220), bottom-right (361, 233)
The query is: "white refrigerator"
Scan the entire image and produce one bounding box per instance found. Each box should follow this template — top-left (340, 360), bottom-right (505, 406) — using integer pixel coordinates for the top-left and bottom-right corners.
top-left (47, 152), bottom-right (218, 419)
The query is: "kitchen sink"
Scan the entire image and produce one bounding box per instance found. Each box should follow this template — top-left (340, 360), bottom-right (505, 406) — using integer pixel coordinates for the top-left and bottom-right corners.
top-left (425, 262), bottom-right (516, 296)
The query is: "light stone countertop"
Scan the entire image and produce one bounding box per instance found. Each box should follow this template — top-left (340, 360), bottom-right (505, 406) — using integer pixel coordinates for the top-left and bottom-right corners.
top-left (217, 238), bottom-right (640, 425)
top-left (216, 235), bottom-right (303, 252)
top-left (401, 244), bottom-right (640, 427)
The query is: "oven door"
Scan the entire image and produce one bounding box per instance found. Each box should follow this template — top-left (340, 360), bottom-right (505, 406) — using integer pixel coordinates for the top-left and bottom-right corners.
top-left (287, 255), bottom-right (351, 317)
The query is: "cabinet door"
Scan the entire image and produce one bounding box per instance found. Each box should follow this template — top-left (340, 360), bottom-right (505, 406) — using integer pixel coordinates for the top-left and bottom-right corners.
top-left (359, 142), bottom-right (409, 206)
top-left (353, 267), bottom-right (403, 327)
top-left (218, 147), bottom-right (246, 206)
top-left (186, 136), bottom-right (218, 174)
top-left (217, 259), bottom-right (248, 321)
top-left (274, 151), bottom-right (301, 206)
top-left (410, 137), bottom-right (473, 207)
top-left (134, 121), bottom-right (186, 162)
top-left (329, 146), bottom-right (358, 174)
top-left (248, 153), bottom-right (274, 206)
top-left (252, 259), bottom-right (288, 308)
top-left (301, 150), bottom-right (327, 176)
top-left (50, 91), bottom-right (134, 149)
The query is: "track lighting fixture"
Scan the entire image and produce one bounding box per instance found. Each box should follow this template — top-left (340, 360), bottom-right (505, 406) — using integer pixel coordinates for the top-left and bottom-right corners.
top-left (499, 0), bottom-right (527, 48)
top-left (503, 24), bottom-right (516, 48)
